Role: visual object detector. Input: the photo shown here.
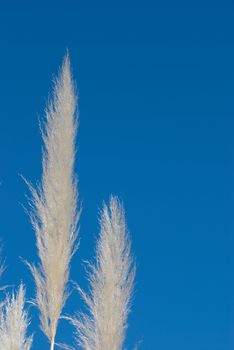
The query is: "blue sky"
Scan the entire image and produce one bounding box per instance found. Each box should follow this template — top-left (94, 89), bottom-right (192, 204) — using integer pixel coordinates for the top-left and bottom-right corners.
top-left (0, 1), bottom-right (233, 349)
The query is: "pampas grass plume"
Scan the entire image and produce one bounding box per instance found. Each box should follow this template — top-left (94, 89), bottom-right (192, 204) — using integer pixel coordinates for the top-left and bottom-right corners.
top-left (27, 54), bottom-right (79, 350)
top-left (71, 196), bottom-right (135, 350)
top-left (0, 284), bottom-right (32, 350)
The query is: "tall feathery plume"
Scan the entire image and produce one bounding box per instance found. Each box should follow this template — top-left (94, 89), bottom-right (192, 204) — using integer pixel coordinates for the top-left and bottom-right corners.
top-left (71, 196), bottom-right (135, 350)
top-left (0, 284), bottom-right (33, 350)
top-left (27, 54), bottom-right (79, 350)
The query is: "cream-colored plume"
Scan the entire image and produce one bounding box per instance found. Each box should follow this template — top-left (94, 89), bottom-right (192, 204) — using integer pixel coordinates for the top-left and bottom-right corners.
top-left (28, 54), bottom-right (79, 350)
top-left (71, 196), bottom-right (135, 350)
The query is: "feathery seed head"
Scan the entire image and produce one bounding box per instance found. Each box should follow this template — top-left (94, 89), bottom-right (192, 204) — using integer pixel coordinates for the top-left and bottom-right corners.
top-left (28, 54), bottom-right (79, 345)
top-left (0, 284), bottom-right (33, 350)
top-left (71, 196), bottom-right (135, 350)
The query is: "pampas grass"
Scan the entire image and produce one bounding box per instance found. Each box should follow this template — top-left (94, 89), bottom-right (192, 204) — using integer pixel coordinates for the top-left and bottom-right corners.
top-left (27, 54), bottom-right (79, 350)
top-left (0, 284), bottom-right (32, 350)
top-left (71, 196), bottom-right (135, 350)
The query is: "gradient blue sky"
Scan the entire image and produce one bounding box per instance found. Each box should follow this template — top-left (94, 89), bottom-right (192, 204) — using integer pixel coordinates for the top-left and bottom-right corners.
top-left (0, 1), bottom-right (233, 349)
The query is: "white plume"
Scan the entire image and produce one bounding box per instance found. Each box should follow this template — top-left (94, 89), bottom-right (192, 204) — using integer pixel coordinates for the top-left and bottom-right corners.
top-left (27, 54), bottom-right (79, 350)
top-left (71, 196), bottom-right (135, 350)
top-left (0, 284), bottom-right (32, 350)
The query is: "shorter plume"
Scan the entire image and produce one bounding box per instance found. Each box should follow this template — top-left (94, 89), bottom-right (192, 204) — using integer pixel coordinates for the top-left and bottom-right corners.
top-left (71, 196), bottom-right (135, 350)
top-left (0, 284), bottom-right (33, 350)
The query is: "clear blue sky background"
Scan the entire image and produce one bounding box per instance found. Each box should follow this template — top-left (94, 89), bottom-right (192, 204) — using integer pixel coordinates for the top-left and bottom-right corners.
top-left (0, 1), bottom-right (233, 349)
